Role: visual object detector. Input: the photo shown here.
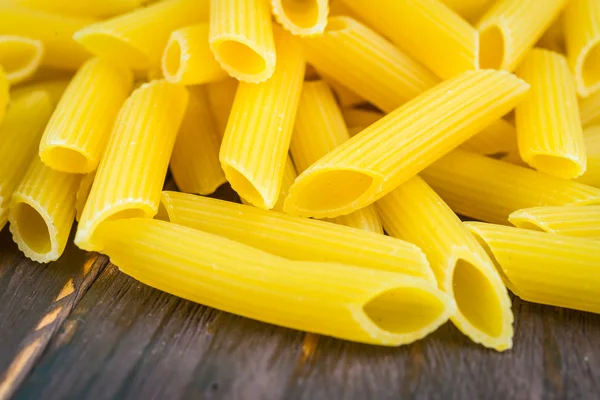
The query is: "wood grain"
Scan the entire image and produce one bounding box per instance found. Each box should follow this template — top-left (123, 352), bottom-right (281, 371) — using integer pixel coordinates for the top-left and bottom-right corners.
top-left (0, 183), bottom-right (599, 399)
top-left (0, 229), bottom-right (107, 400)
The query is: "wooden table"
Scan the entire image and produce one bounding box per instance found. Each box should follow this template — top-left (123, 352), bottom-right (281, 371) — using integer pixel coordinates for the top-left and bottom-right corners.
top-left (0, 186), bottom-right (599, 400)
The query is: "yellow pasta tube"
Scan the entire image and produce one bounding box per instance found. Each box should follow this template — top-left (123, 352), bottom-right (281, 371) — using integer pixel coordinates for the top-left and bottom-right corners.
top-left (564, 0), bottom-right (600, 97)
top-left (318, 73), bottom-right (364, 108)
top-left (421, 149), bottom-right (600, 225)
top-left (158, 191), bottom-right (436, 283)
top-left (170, 86), bottom-right (226, 195)
top-left (515, 48), bottom-right (586, 179)
top-left (240, 155), bottom-right (298, 212)
top-left (11, 79), bottom-right (70, 108)
top-left (577, 125), bottom-right (600, 187)
top-left (205, 78), bottom-right (238, 136)
top-left (376, 177), bottom-right (513, 351)
top-left (302, 16), bottom-right (438, 113)
top-left (271, 0), bottom-right (328, 36)
top-left (8, 156), bottom-right (81, 262)
top-left (8, 0), bottom-right (149, 18)
top-left (289, 81), bottom-right (383, 234)
top-left (0, 67), bottom-right (7, 123)
top-left (580, 90), bottom-right (600, 127)
top-left (342, 108), bottom-right (383, 132)
top-left (0, 90), bottom-right (52, 231)
top-left (466, 222), bottom-right (600, 314)
top-left (0, 6), bottom-right (92, 71)
top-left (74, 80), bottom-right (189, 251)
top-left (284, 70), bottom-right (529, 219)
top-left (340, 0), bottom-right (478, 80)
top-left (75, 171), bottom-right (95, 222)
top-left (219, 29), bottom-right (304, 209)
top-left (439, 0), bottom-right (494, 23)
top-left (209, 0), bottom-right (275, 83)
top-left (509, 206), bottom-right (600, 240)
top-left (0, 36), bottom-right (44, 84)
top-left (461, 118), bottom-right (522, 164)
top-left (96, 218), bottom-right (455, 346)
top-left (74, 0), bottom-right (209, 70)
top-left (477, 0), bottom-right (568, 71)
top-left (162, 23), bottom-right (228, 85)
top-left (39, 58), bottom-right (133, 174)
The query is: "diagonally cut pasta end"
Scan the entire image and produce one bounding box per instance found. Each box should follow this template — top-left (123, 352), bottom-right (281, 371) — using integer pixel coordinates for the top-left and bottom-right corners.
top-left (210, 35), bottom-right (275, 83)
top-left (73, 29), bottom-right (151, 70)
top-left (354, 280), bottom-right (456, 346)
top-left (0, 36), bottom-right (45, 84)
top-left (156, 192), bottom-right (175, 222)
top-left (162, 33), bottom-right (185, 83)
top-left (271, 0), bottom-right (328, 36)
top-left (445, 249), bottom-right (513, 351)
top-left (508, 209), bottom-right (552, 233)
top-left (221, 163), bottom-right (275, 210)
top-left (576, 39), bottom-right (600, 97)
top-left (8, 196), bottom-right (59, 263)
top-left (74, 201), bottom-right (155, 252)
top-left (528, 153), bottom-right (587, 180)
top-left (478, 24), bottom-right (506, 70)
top-left (283, 167), bottom-right (383, 219)
top-left (40, 145), bottom-right (95, 174)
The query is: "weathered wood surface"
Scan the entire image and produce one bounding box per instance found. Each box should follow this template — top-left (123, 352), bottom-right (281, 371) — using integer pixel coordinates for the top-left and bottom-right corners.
top-left (0, 185), bottom-right (599, 400)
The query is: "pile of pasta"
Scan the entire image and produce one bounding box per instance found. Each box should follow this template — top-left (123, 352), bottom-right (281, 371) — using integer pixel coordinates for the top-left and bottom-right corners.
top-left (0, 0), bottom-right (599, 351)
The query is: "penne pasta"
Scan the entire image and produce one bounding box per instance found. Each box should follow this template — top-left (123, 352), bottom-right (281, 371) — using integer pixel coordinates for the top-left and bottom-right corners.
top-left (577, 125), bottom-right (600, 187)
top-left (209, 0), bottom-right (275, 83)
top-left (290, 80), bottom-right (383, 234)
top-left (241, 156), bottom-right (297, 212)
top-left (284, 70), bottom-right (529, 219)
top-left (0, 67), bottom-right (7, 123)
top-left (75, 80), bottom-right (189, 251)
top-left (39, 57), bottom-right (134, 174)
top-left (205, 78), bottom-right (238, 137)
top-left (0, 5), bottom-right (92, 71)
top-left (0, 36), bottom-right (44, 84)
top-left (11, 78), bottom-right (70, 106)
top-left (74, 0), bottom-right (209, 70)
top-left (271, 0), bottom-right (328, 36)
top-left (162, 23), bottom-right (228, 85)
top-left (158, 191), bottom-right (436, 283)
top-left (564, 0), bottom-right (600, 97)
top-left (580, 90), bottom-right (600, 127)
top-left (276, 157), bottom-right (298, 213)
top-left (376, 176), bottom-right (513, 351)
top-left (6, 0), bottom-right (150, 18)
top-left (0, 90), bottom-right (52, 231)
top-left (170, 86), bottom-right (226, 195)
top-left (440, 0), bottom-right (494, 23)
top-left (318, 72), bottom-right (365, 108)
top-left (8, 156), bottom-right (81, 262)
top-left (75, 171), bottom-right (95, 222)
top-left (340, 0), bottom-right (478, 80)
top-left (477, 0), bottom-right (568, 71)
top-left (421, 149), bottom-right (600, 225)
top-left (466, 222), bottom-right (600, 314)
top-left (509, 206), bottom-right (600, 240)
top-left (515, 48), bottom-right (586, 179)
top-left (95, 218), bottom-right (455, 346)
top-left (219, 29), bottom-right (304, 209)
top-left (302, 16), bottom-right (438, 113)
top-left (460, 118), bottom-right (522, 164)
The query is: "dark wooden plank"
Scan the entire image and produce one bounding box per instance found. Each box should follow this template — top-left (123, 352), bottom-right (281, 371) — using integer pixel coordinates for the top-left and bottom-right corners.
top-left (16, 263), bottom-right (307, 400)
top-left (0, 229), bottom-right (107, 400)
